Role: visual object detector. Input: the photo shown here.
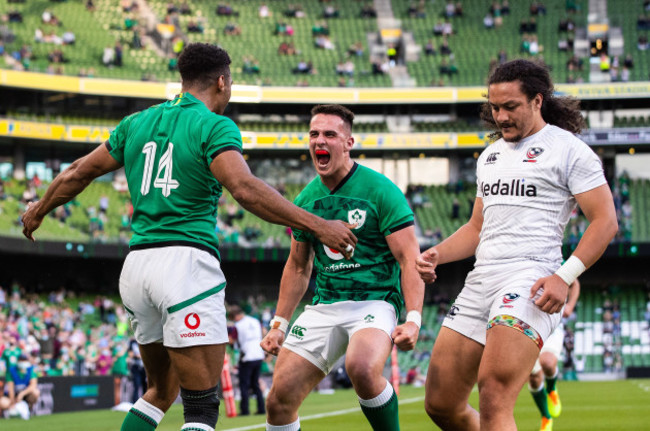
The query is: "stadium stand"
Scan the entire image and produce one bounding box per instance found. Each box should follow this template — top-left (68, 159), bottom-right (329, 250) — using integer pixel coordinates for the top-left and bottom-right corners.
top-left (2, 0), bottom-right (648, 86)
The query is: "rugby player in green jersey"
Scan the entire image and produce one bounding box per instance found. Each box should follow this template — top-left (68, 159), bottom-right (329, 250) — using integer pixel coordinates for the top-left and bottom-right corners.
top-left (21, 44), bottom-right (357, 431)
top-left (262, 105), bottom-right (425, 431)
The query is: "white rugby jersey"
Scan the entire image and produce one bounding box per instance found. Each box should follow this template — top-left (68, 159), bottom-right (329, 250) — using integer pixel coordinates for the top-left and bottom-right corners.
top-left (475, 124), bottom-right (606, 266)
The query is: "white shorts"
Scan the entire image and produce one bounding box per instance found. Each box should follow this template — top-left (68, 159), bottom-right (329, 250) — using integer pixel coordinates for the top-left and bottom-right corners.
top-left (282, 300), bottom-right (396, 375)
top-left (120, 246), bottom-right (228, 348)
top-left (443, 261), bottom-right (562, 349)
top-left (531, 323), bottom-right (564, 374)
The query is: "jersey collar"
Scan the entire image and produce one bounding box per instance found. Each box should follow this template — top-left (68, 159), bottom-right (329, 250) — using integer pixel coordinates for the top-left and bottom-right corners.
top-left (325, 162), bottom-right (358, 195)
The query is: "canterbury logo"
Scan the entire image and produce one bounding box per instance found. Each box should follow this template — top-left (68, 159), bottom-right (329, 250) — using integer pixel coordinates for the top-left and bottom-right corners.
top-left (485, 152), bottom-right (499, 164)
top-left (290, 325), bottom-right (306, 337)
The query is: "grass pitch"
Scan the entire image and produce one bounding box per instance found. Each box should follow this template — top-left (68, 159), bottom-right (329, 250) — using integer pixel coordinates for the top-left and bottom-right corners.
top-left (2, 379), bottom-right (649, 430)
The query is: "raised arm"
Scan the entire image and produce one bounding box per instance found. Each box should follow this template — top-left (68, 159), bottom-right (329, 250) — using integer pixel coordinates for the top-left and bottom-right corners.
top-left (210, 150), bottom-right (356, 255)
top-left (386, 225), bottom-right (425, 351)
top-left (260, 238), bottom-right (314, 356)
top-left (22, 142), bottom-right (122, 241)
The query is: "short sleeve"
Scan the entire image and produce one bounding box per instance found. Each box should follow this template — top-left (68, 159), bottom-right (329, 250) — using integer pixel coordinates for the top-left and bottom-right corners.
top-left (291, 193), bottom-right (309, 242)
top-left (204, 116), bottom-right (243, 165)
top-left (107, 113), bottom-right (137, 164)
top-left (566, 140), bottom-right (607, 195)
top-left (378, 181), bottom-right (414, 236)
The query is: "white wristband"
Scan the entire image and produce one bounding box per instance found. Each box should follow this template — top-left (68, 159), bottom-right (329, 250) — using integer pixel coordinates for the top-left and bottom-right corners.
top-left (406, 310), bottom-right (422, 329)
top-left (269, 316), bottom-right (289, 333)
top-left (554, 256), bottom-right (586, 286)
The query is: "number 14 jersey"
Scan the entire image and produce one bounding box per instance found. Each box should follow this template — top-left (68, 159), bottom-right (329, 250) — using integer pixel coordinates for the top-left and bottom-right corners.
top-left (107, 92), bottom-right (243, 259)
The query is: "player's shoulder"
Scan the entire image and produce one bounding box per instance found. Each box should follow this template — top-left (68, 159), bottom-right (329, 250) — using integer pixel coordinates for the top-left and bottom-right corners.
top-left (544, 124), bottom-right (583, 142)
top-left (354, 163), bottom-right (398, 188)
top-left (542, 125), bottom-right (592, 156)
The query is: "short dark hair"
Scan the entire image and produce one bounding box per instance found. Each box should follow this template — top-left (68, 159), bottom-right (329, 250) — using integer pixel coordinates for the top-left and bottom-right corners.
top-left (480, 59), bottom-right (586, 138)
top-left (311, 104), bottom-right (355, 130)
top-left (178, 43), bottom-right (231, 91)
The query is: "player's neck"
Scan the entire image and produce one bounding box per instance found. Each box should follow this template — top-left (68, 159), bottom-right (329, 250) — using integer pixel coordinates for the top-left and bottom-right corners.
top-left (320, 160), bottom-right (355, 191)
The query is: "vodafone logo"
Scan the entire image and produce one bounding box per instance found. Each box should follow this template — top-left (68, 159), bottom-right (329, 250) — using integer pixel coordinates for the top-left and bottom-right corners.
top-left (184, 313), bottom-right (201, 330)
top-left (323, 244), bottom-right (345, 261)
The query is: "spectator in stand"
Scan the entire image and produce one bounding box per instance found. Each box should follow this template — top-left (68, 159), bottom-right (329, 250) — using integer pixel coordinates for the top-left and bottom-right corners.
top-left (292, 60), bottom-right (313, 75)
top-left (179, 0), bottom-right (191, 15)
top-left (242, 56), bottom-right (260, 75)
top-left (445, 1), bottom-right (455, 18)
top-left (259, 3), bottom-right (271, 19)
top-left (4, 354), bottom-right (40, 417)
top-left (440, 38), bottom-right (452, 55)
top-left (323, 5), bottom-right (339, 19)
top-left (102, 45), bottom-right (115, 67)
top-left (62, 30), bottom-right (75, 45)
top-left (278, 41), bottom-right (296, 56)
top-left (347, 41), bottom-right (364, 57)
top-left (216, 4), bottom-right (239, 17)
top-left (312, 21), bottom-right (329, 36)
top-left (96, 348), bottom-right (113, 375)
top-left (425, 39), bottom-right (436, 56)
top-left (8, 10), bottom-right (23, 23)
top-left (361, 3), bottom-right (377, 18)
top-left (433, 20), bottom-right (445, 36)
top-left (224, 22), bottom-right (242, 36)
top-left (484, 12), bottom-right (495, 29)
top-left (187, 19), bottom-right (204, 34)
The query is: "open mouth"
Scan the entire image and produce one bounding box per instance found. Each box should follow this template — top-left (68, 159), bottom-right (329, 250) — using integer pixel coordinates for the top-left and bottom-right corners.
top-left (315, 149), bottom-right (330, 167)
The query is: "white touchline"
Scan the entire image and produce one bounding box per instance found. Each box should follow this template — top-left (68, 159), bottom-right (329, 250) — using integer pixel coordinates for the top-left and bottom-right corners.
top-left (221, 396), bottom-right (426, 431)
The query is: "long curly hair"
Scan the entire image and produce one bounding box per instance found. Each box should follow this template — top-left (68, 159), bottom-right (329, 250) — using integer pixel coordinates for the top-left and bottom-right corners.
top-left (480, 59), bottom-right (586, 140)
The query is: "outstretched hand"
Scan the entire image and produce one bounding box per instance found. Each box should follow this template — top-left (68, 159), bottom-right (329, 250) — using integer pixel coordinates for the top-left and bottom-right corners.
top-left (415, 247), bottom-right (439, 284)
top-left (260, 329), bottom-right (285, 356)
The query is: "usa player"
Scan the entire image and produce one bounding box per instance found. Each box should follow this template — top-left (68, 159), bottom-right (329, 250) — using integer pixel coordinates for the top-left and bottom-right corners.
top-left (416, 59), bottom-right (617, 431)
top-left (261, 105), bottom-right (424, 431)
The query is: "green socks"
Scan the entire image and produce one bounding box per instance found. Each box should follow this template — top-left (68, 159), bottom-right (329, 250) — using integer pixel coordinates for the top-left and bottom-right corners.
top-left (530, 383), bottom-right (552, 419)
top-left (359, 380), bottom-right (400, 431)
top-left (546, 369), bottom-right (558, 393)
top-left (121, 399), bottom-right (164, 431)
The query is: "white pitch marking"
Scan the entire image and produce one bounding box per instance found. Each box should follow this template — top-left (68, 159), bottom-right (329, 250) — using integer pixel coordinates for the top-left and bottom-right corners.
top-left (222, 396), bottom-right (425, 431)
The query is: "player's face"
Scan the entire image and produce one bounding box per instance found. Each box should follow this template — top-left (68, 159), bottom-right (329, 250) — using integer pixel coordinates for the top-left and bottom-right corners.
top-left (309, 113), bottom-right (354, 180)
top-left (488, 81), bottom-right (544, 142)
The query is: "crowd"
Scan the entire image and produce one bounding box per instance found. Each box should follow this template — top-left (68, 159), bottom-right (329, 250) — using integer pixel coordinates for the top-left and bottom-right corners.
top-left (0, 284), bottom-right (145, 418)
top-left (0, 280), bottom-right (282, 420)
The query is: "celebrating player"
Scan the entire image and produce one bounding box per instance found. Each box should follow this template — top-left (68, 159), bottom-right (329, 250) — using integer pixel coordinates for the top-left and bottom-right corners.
top-left (261, 104), bottom-right (424, 431)
top-left (416, 59), bottom-right (617, 431)
top-left (529, 278), bottom-right (580, 431)
top-left (20, 43), bottom-right (357, 431)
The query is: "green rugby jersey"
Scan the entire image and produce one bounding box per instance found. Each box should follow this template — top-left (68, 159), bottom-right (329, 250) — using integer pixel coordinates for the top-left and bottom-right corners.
top-left (107, 92), bottom-right (242, 259)
top-left (293, 163), bottom-right (414, 315)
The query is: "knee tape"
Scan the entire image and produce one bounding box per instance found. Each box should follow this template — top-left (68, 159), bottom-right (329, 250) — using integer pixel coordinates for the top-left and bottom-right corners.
top-left (180, 385), bottom-right (220, 427)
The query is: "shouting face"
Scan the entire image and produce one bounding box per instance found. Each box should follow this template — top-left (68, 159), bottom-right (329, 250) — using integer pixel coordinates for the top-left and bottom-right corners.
top-left (309, 113), bottom-right (354, 187)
